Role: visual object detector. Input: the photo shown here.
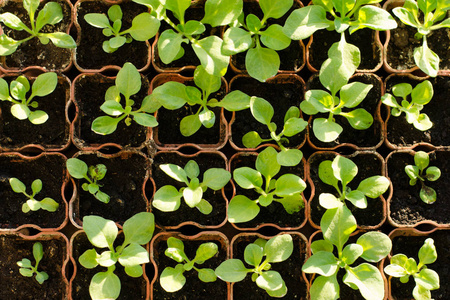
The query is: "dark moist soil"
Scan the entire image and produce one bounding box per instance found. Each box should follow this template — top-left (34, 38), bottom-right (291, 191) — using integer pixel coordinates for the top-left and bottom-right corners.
top-left (232, 234), bottom-right (308, 299)
top-left (230, 76), bottom-right (306, 149)
top-left (151, 233), bottom-right (228, 300)
top-left (75, 1), bottom-right (150, 70)
top-left (390, 230), bottom-right (450, 300)
top-left (73, 73), bottom-right (149, 148)
top-left (0, 75), bottom-right (70, 150)
top-left (0, 0), bottom-right (72, 71)
top-left (231, 1), bottom-right (304, 73)
top-left (71, 232), bottom-right (148, 300)
top-left (385, 76), bottom-right (450, 147)
top-left (0, 235), bottom-right (66, 300)
top-left (308, 152), bottom-right (386, 228)
top-left (152, 76), bottom-right (227, 146)
top-left (151, 152), bottom-right (228, 228)
top-left (0, 154), bottom-right (66, 229)
top-left (306, 73), bottom-right (383, 149)
top-left (387, 151), bottom-right (450, 226)
top-left (229, 152), bottom-right (306, 229)
top-left (74, 152), bottom-right (149, 225)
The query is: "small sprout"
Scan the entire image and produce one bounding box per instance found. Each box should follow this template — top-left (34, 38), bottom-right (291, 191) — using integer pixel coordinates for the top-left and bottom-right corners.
top-left (228, 146), bottom-right (306, 223)
top-left (0, 0), bottom-right (76, 55)
top-left (9, 178), bottom-right (59, 213)
top-left (384, 238), bottom-right (440, 300)
top-left (17, 242), bottom-right (49, 284)
top-left (215, 234), bottom-right (294, 298)
top-left (160, 237), bottom-right (218, 292)
top-left (0, 73), bottom-right (58, 124)
top-left (405, 151), bottom-right (441, 204)
top-left (382, 80), bottom-right (433, 131)
top-left (152, 160), bottom-right (230, 215)
top-left (84, 5), bottom-right (159, 53)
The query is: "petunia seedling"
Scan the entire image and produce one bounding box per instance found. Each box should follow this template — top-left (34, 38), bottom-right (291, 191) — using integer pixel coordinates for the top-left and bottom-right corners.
top-left (84, 4), bottom-right (159, 53)
top-left (228, 146), bottom-right (306, 223)
top-left (17, 242), bottom-right (49, 284)
top-left (384, 238), bottom-right (440, 300)
top-left (382, 80), bottom-right (433, 131)
top-left (215, 234), bottom-right (293, 298)
top-left (0, 72), bottom-right (58, 124)
top-left (0, 0), bottom-right (76, 55)
top-left (405, 151), bottom-right (441, 204)
top-left (160, 237), bottom-right (218, 292)
top-left (66, 157), bottom-right (110, 204)
top-left (152, 160), bottom-right (230, 215)
top-left (9, 177), bottom-right (59, 213)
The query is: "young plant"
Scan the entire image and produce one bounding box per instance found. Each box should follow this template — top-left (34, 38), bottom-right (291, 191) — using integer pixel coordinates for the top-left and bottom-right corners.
top-left (317, 155), bottom-right (390, 211)
top-left (84, 4), bottom-right (159, 53)
top-left (221, 0), bottom-right (293, 82)
top-left (381, 80), bottom-right (433, 131)
top-left (392, 0), bottom-right (450, 76)
top-left (152, 160), bottom-right (231, 215)
top-left (91, 62), bottom-right (158, 135)
top-left (303, 205), bottom-right (392, 300)
top-left (17, 242), bottom-right (49, 284)
top-left (215, 234), bottom-right (293, 297)
top-left (384, 238), bottom-right (440, 300)
top-left (79, 212), bottom-right (155, 300)
top-left (66, 157), bottom-right (110, 204)
top-left (160, 237), bottom-right (218, 292)
top-left (228, 146), bottom-right (306, 223)
top-left (405, 151), bottom-right (441, 204)
top-left (0, 0), bottom-right (76, 55)
top-left (9, 178), bottom-right (59, 213)
top-left (0, 72), bottom-right (58, 124)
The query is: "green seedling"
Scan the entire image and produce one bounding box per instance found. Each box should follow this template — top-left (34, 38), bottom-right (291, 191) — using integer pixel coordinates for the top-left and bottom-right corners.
top-left (381, 80), bottom-right (433, 131)
top-left (9, 177), bottom-right (59, 213)
top-left (66, 157), bottom-right (110, 204)
top-left (221, 0), bottom-right (293, 82)
top-left (91, 62), bottom-right (158, 135)
top-left (384, 238), bottom-right (440, 300)
top-left (152, 160), bottom-right (230, 215)
top-left (392, 0), bottom-right (450, 77)
top-left (0, 0), bottom-right (76, 55)
top-left (303, 205), bottom-right (392, 300)
top-left (160, 237), bottom-right (218, 292)
top-left (405, 151), bottom-right (441, 204)
top-left (79, 212), bottom-right (155, 300)
top-left (17, 242), bottom-right (49, 284)
top-left (317, 155), bottom-right (390, 211)
top-left (215, 234), bottom-right (293, 298)
top-left (84, 4), bottom-right (159, 53)
top-left (228, 147), bottom-right (306, 223)
top-left (0, 72), bottom-right (57, 124)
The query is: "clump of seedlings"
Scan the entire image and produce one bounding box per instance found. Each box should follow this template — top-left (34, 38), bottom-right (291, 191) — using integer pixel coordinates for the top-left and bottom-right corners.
top-left (9, 177), bottom-right (59, 213)
top-left (17, 242), bottom-right (49, 284)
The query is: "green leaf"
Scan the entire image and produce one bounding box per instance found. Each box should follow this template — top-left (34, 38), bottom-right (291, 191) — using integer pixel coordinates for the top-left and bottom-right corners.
top-left (133, 113), bottom-right (158, 127)
top-left (160, 164), bottom-right (189, 184)
top-left (311, 240), bottom-right (334, 254)
top-left (393, 83), bottom-right (413, 98)
top-left (340, 82), bottom-right (372, 108)
top-left (259, 0), bottom-right (293, 19)
top-left (129, 13), bottom-right (160, 41)
top-left (342, 243), bottom-right (364, 265)
top-left (256, 146), bottom-right (280, 179)
top-left (198, 268), bottom-right (217, 282)
top-left (313, 118), bottom-right (343, 143)
top-left (29, 110), bottom-right (49, 124)
top-left (246, 45), bottom-right (279, 82)
top-left (183, 186), bottom-right (203, 208)
top-left (82, 215), bottom-right (118, 249)
top-left (123, 212), bottom-right (154, 245)
top-left (227, 195), bottom-right (260, 223)
top-left (108, 36), bottom-right (126, 49)
top-left (319, 193), bottom-right (343, 209)
top-left (233, 167), bottom-right (263, 189)
top-left (25, 199), bottom-right (41, 211)
top-left (19, 268), bottom-right (34, 277)
top-left (165, 0), bottom-right (190, 21)
top-left (17, 258), bottom-right (32, 269)
top-left (100, 100), bottom-right (124, 116)
top-left (343, 263), bottom-right (385, 300)
top-left (116, 62), bottom-right (141, 99)
top-left (414, 151), bottom-right (429, 171)
top-left (40, 197), bottom-right (59, 212)
top-left (118, 244), bottom-right (149, 267)
top-left (152, 81), bottom-right (189, 110)
top-left (331, 155), bottom-right (358, 186)
top-left (35, 2), bottom-right (63, 31)
top-left (413, 284), bottom-right (432, 300)
top-left (198, 108), bottom-right (215, 128)
top-left (9, 177), bottom-right (26, 193)
top-left (265, 234), bottom-right (293, 263)
top-left (0, 33), bottom-right (20, 56)
top-left (108, 5), bottom-right (122, 22)
top-left (194, 242), bottom-right (218, 262)
top-left (180, 114), bottom-right (202, 136)
top-left (256, 270), bottom-right (285, 294)
top-left (0, 12), bottom-right (28, 31)
top-left (0, 78), bottom-right (9, 99)
top-left (91, 116), bottom-right (121, 135)
top-left (357, 231), bottom-right (392, 262)
top-left (321, 206), bottom-right (357, 250)
top-left (414, 40), bottom-right (439, 77)
top-left (79, 249), bottom-right (99, 269)
top-left (96, 250), bottom-right (117, 267)
top-left (415, 268), bottom-right (440, 290)
top-left (242, 131), bottom-right (263, 148)
top-left (153, 185), bottom-right (183, 212)
top-left (196, 199), bottom-right (213, 215)
top-left (66, 158), bottom-right (88, 179)
top-left (158, 29), bottom-right (186, 64)
top-left (33, 242), bottom-right (44, 263)
top-left (349, 6), bottom-right (397, 34)
top-left (260, 24), bottom-right (291, 51)
top-left (221, 27), bottom-right (252, 55)
top-left (244, 243), bottom-right (264, 266)
top-left (215, 259), bottom-right (249, 282)
top-left (302, 251), bottom-right (338, 276)
top-left (411, 80), bottom-right (433, 105)
top-left (419, 238), bottom-right (438, 265)
top-left (123, 265), bottom-right (143, 278)
top-left (414, 114), bottom-right (433, 131)
top-left (345, 190), bottom-right (367, 208)
top-left (310, 274), bottom-right (340, 300)
top-left (357, 176), bottom-right (390, 199)
top-left (194, 65), bottom-right (221, 96)
top-left (89, 271), bottom-right (121, 300)
top-left (184, 160), bottom-right (199, 179)
top-left (341, 108), bottom-right (373, 130)
top-left (274, 174), bottom-right (306, 196)
top-left (283, 117), bottom-right (307, 137)
top-left (11, 104), bottom-right (30, 120)
top-left (276, 149), bottom-right (303, 167)
top-left (84, 13), bottom-right (110, 29)
top-left (420, 185), bottom-right (437, 204)
top-left (250, 97), bottom-right (273, 125)
top-left (202, 168), bottom-right (230, 190)
top-left (201, 0), bottom-right (243, 26)
top-left (211, 90), bottom-right (250, 111)
top-left (44, 32), bottom-right (77, 48)
top-left (283, 6), bottom-right (331, 40)
top-left (160, 265), bottom-right (186, 292)
top-left (192, 36), bottom-right (229, 77)
top-left (35, 271), bottom-right (49, 284)
top-left (319, 160), bottom-right (338, 187)
top-left (384, 263), bottom-right (407, 278)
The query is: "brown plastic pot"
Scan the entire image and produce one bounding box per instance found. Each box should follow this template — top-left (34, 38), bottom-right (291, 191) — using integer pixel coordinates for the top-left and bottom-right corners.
top-left (306, 150), bottom-right (388, 230)
top-left (0, 231), bottom-right (70, 299)
top-left (150, 231), bottom-right (230, 300)
top-left (0, 152), bottom-right (71, 232)
top-left (73, 0), bottom-right (152, 73)
top-left (150, 73), bottom-right (229, 150)
top-left (0, 0), bottom-right (74, 73)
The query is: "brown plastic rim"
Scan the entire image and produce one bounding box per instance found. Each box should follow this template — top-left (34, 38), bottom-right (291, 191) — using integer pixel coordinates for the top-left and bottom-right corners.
top-left (149, 231), bottom-right (230, 300)
top-left (0, 0), bottom-right (74, 73)
top-left (72, 0), bottom-right (152, 73)
top-left (228, 149), bottom-right (308, 231)
top-left (228, 73), bottom-right (308, 152)
top-left (0, 152), bottom-right (71, 232)
top-left (70, 72), bottom-right (151, 151)
top-left (68, 149), bottom-right (150, 230)
top-left (149, 73), bottom-right (229, 150)
top-left (306, 72), bottom-right (385, 151)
